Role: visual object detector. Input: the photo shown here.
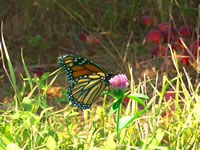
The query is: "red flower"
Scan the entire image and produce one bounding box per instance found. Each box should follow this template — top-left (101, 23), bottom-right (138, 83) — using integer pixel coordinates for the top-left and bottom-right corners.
top-left (182, 40), bottom-right (200, 65)
top-left (152, 44), bottom-right (167, 57)
top-left (161, 27), bottom-right (178, 43)
top-left (141, 16), bottom-right (154, 27)
top-left (145, 29), bottom-right (163, 44)
top-left (182, 50), bottom-right (190, 65)
top-left (32, 67), bottom-right (44, 77)
top-left (77, 32), bottom-right (87, 42)
top-left (171, 38), bottom-right (184, 51)
top-left (157, 23), bottom-right (169, 32)
top-left (179, 25), bottom-right (193, 38)
top-left (161, 106), bottom-right (175, 118)
top-left (189, 40), bottom-right (200, 54)
top-left (122, 96), bottom-right (130, 107)
top-left (163, 90), bottom-right (176, 102)
top-left (86, 33), bottom-right (102, 44)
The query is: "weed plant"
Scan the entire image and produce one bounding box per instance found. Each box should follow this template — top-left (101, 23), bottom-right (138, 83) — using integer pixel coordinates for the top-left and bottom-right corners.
top-left (0, 0), bottom-right (200, 149)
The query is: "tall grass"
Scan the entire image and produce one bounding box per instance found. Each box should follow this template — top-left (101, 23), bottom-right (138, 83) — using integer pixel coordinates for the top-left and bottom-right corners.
top-left (0, 1), bottom-right (199, 149)
top-left (0, 25), bottom-right (200, 149)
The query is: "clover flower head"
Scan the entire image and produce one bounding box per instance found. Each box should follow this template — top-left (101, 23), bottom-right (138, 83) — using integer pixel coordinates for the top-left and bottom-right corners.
top-left (109, 74), bottom-right (128, 89)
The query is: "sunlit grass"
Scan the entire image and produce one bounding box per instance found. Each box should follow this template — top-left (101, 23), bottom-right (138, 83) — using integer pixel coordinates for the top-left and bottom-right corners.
top-left (0, 26), bottom-right (200, 149)
top-left (0, 1), bottom-right (200, 149)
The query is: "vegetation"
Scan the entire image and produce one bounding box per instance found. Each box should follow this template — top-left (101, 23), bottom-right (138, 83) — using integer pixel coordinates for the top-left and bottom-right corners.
top-left (0, 0), bottom-right (199, 149)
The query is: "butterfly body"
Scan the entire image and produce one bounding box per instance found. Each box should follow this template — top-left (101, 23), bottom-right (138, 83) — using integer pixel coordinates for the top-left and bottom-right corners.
top-left (58, 54), bottom-right (114, 109)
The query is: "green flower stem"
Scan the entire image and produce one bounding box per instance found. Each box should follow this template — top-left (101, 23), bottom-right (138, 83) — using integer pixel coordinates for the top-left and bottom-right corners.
top-left (117, 102), bottom-right (121, 143)
top-left (116, 95), bottom-right (124, 144)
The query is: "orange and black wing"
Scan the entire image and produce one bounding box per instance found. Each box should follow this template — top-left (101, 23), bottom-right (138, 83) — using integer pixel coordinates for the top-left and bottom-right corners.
top-left (58, 54), bottom-right (114, 109)
top-left (58, 54), bottom-right (109, 83)
top-left (67, 74), bottom-right (107, 109)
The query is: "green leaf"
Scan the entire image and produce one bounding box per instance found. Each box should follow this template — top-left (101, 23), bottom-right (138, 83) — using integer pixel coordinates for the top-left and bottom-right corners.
top-left (46, 130), bottom-right (59, 143)
top-left (11, 111), bottom-right (38, 126)
top-left (127, 93), bottom-right (149, 99)
top-left (46, 136), bottom-right (56, 150)
top-left (108, 97), bottom-right (123, 117)
top-left (2, 132), bottom-right (15, 145)
top-left (126, 93), bottom-right (149, 106)
top-left (127, 95), bottom-right (145, 106)
top-left (155, 128), bottom-right (165, 144)
top-left (108, 103), bottom-right (118, 117)
top-left (119, 116), bottom-right (132, 128)
top-left (119, 106), bottom-right (150, 130)
top-left (39, 81), bottom-right (45, 90)
top-left (144, 128), bottom-right (165, 148)
top-left (40, 72), bottom-right (50, 81)
top-left (22, 97), bottom-right (32, 111)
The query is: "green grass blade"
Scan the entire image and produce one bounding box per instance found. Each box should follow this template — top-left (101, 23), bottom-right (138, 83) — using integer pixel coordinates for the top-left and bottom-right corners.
top-left (1, 22), bottom-right (19, 96)
top-left (119, 106), bottom-right (149, 130)
top-left (21, 48), bottom-right (33, 90)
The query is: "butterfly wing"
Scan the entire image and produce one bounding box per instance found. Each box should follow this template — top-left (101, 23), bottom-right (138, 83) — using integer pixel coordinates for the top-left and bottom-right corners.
top-left (58, 54), bottom-right (109, 83)
top-left (68, 74), bottom-right (107, 109)
top-left (58, 54), bottom-right (114, 109)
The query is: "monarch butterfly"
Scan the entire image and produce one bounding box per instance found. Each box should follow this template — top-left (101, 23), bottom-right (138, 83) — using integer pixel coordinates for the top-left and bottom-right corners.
top-left (58, 54), bottom-right (114, 109)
